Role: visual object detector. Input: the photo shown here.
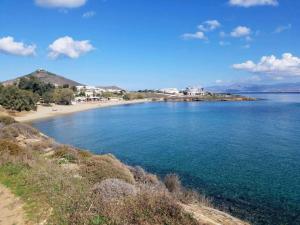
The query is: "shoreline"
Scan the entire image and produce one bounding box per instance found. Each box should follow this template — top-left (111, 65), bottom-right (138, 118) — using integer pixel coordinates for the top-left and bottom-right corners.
top-left (11, 96), bottom-right (256, 123)
top-left (13, 99), bottom-right (151, 122)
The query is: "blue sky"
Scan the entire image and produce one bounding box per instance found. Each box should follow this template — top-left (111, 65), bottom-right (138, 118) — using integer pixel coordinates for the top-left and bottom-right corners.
top-left (0, 0), bottom-right (300, 89)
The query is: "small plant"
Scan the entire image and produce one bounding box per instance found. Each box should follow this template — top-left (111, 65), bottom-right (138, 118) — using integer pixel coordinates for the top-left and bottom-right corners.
top-left (52, 146), bottom-right (78, 163)
top-left (164, 174), bottom-right (181, 193)
top-left (0, 115), bottom-right (16, 125)
top-left (90, 215), bottom-right (109, 225)
top-left (0, 140), bottom-right (33, 165)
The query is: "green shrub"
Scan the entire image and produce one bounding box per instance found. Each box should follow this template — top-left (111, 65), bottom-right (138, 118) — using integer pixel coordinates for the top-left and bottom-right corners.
top-left (53, 88), bottom-right (74, 105)
top-left (18, 76), bottom-right (55, 96)
top-left (0, 85), bottom-right (39, 111)
top-left (52, 146), bottom-right (79, 163)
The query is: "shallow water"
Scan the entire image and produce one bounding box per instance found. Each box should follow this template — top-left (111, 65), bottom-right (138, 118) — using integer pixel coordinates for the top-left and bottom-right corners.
top-left (32, 94), bottom-right (300, 225)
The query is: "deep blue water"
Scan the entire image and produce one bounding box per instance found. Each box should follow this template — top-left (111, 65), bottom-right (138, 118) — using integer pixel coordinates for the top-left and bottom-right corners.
top-left (32, 94), bottom-right (300, 225)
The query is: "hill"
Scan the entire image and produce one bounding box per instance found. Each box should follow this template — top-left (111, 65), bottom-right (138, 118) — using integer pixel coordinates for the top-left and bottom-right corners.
top-left (207, 82), bottom-right (300, 93)
top-left (2, 69), bottom-right (84, 87)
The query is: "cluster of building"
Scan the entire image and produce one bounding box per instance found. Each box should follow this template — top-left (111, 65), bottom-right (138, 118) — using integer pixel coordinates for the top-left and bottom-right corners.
top-left (158, 86), bottom-right (207, 96)
top-left (74, 85), bottom-right (125, 103)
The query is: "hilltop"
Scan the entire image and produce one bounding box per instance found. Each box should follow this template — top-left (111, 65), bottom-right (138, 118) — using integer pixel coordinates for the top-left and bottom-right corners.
top-left (2, 69), bottom-right (84, 87)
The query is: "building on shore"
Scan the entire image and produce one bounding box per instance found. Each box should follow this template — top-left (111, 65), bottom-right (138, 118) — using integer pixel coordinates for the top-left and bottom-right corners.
top-left (159, 88), bottom-right (180, 95)
top-left (184, 86), bottom-right (206, 96)
top-left (74, 85), bottom-right (125, 103)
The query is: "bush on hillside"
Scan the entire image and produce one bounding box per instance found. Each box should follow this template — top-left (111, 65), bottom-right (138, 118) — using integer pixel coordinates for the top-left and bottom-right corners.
top-left (89, 189), bottom-right (200, 225)
top-left (0, 115), bottom-right (16, 125)
top-left (51, 145), bottom-right (92, 163)
top-left (92, 178), bottom-right (137, 202)
top-left (130, 166), bottom-right (161, 186)
top-left (164, 174), bottom-right (182, 193)
top-left (0, 123), bottom-right (40, 139)
top-left (0, 140), bottom-right (33, 165)
top-left (80, 154), bottom-right (135, 184)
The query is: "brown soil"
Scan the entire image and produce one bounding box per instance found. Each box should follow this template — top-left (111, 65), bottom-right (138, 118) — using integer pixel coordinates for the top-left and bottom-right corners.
top-left (0, 184), bottom-right (26, 225)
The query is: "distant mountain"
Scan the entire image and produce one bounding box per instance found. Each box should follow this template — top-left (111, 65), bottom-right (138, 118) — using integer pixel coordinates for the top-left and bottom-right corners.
top-left (2, 69), bottom-right (84, 87)
top-left (96, 85), bottom-right (125, 91)
top-left (207, 82), bottom-right (300, 93)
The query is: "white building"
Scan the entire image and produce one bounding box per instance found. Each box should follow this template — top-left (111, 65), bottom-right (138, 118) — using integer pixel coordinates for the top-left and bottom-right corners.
top-left (76, 86), bottom-right (125, 96)
top-left (159, 88), bottom-right (180, 95)
top-left (184, 86), bottom-right (205, 96)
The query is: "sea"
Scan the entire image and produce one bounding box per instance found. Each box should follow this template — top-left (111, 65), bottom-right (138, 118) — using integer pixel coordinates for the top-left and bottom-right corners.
top-left (32, 93), bottom-right (300, 225)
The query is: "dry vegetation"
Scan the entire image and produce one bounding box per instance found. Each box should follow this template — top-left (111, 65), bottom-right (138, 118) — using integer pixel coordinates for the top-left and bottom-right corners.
top-left (0, 116), bottom-right (248, 225)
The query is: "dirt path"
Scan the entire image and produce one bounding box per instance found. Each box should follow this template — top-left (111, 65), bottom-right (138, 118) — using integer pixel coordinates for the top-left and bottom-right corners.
top-left (0, 184), bottom-right (26, 225)
top-left (181, 204), bottom-right (250, 225)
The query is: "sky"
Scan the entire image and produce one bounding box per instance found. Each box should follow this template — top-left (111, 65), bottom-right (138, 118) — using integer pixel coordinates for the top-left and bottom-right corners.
top-left (0, 0), bottom-right (300, 90)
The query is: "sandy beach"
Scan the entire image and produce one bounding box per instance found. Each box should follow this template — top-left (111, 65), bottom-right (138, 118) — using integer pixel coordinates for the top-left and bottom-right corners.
top-left (13, 99), bottom-right (151, 122)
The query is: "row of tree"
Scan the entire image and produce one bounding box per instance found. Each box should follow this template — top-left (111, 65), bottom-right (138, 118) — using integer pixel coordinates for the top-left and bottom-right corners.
top-left (0, 76), bottom-right (75, 111)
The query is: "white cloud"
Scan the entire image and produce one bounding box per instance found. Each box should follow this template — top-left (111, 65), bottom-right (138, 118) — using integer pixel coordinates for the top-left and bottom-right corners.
top-left (229, 0), bottom-right (278, 7)
top-left (198, 20), bottom-right (221, 32)
top-left (233, 53), bottom-right (300, 76)
top-left (48, 36), bottom-right (94, 59)
top-left (274, 24), bottom-right (292, 34)
top-left (182, 19), bottom-right (220, 41)
top-left (35, 0), bottom-right (87, 8)
top-left (182, 31), bottom-right (207, 40)
top-left (230, 26), bottom-right (251, 37)
top-left (0, 36), bottom-right (36, 56)
top-left (82, 11), bottom-right (96, 18)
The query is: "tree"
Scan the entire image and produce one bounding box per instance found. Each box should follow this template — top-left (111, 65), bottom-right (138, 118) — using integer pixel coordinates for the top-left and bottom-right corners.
top-left (18, 76), bottom-right (55, 96)
top-left (53, 88), bottom-right (74, 105)
top-left (42, 91), bottom-right (54, 105)
top-left (0, 85), bottom-right (39, 111)
top-left (102, 92), bottom-right (113, 98)
top-left (71, 86), bottom-right (77, 92)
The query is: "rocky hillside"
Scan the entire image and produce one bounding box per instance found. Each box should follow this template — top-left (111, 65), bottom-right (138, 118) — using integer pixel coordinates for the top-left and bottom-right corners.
top-left (2, 69), bottom-right (84, 87)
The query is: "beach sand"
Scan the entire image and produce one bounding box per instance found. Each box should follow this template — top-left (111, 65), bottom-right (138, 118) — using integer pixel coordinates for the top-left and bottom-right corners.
top-left (13, 99), bottom-right (151, 122)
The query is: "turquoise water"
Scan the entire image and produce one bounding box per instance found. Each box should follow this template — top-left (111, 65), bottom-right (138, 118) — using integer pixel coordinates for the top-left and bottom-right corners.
top-left (32, 94), bottom-right (300, 225)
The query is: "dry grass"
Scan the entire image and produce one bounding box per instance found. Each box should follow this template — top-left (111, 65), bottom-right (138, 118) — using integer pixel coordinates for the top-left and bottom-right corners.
top-left (0, 115), bottom-right (16, 125)
top-left (90, 189), bottom-right (201, 225)
top-left (92, 178), bottom-right (137, 202)
top-left (26, 138), bottom-right (56, 152)
top-left (0, 139), bottom-right (33, 166)
top-left (164, 174), bottom-right (181, 193)
top-left (51, 145), bottom-right (93, 163)
top-left (80, 154), bottom-right (135, 184)
top-left (130, 166), bottom-right (161, 186)
top-left (0, 123), bottom-right (40, 139)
